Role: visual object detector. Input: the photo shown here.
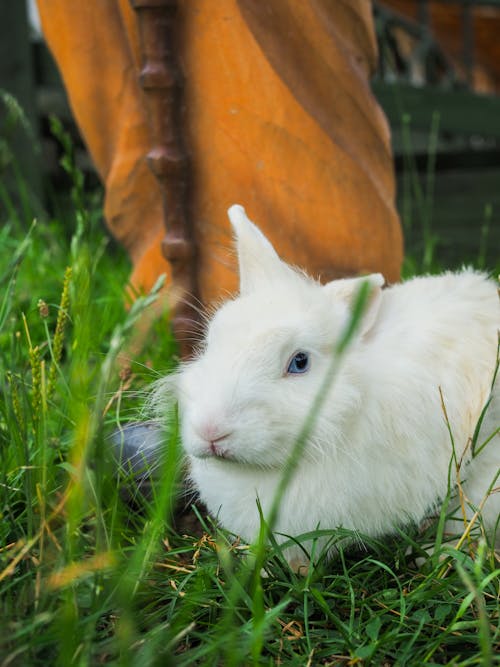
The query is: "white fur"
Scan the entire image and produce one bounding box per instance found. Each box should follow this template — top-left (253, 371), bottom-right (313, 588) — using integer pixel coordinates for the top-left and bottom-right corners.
top-left (158, 206), bottom-right (500, 564)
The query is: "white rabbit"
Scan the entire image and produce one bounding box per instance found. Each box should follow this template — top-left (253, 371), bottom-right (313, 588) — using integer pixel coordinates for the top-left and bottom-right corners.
top-left (155, 205), bottom-right (500, 570)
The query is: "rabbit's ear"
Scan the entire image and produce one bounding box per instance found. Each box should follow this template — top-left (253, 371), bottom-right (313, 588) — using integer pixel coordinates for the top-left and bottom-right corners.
top-left (324, 273), bottom-right (385, 336)
top-left (228, 205), bottom-right (292, 295)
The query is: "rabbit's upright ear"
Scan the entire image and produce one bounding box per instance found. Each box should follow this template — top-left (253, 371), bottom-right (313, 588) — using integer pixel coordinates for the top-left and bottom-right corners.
top-left (228, 205), bottom-right (293, 295)
top-left (324, 273), bottom-right (385, 336)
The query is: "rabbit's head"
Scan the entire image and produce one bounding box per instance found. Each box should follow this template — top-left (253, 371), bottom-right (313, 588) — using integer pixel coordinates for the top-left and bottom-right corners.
top-left (176, 206), bottom-right (384, 468)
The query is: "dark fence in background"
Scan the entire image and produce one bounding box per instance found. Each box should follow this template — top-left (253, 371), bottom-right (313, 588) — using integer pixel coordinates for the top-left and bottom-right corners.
top-left (374, 0), bottom-right (500, 268)
top-left (0, 0), bottom-right (499, 268)
top-left (0, 0), bottom-right (94, 219)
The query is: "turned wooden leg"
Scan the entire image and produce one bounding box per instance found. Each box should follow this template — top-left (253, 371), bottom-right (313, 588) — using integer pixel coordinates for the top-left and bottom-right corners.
top-left (130, 0), bottom-right (200, 358)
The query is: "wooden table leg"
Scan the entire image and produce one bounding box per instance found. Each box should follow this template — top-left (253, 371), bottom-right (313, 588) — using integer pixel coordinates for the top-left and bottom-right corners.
top-left (130, 0), bottom-right (200, 358)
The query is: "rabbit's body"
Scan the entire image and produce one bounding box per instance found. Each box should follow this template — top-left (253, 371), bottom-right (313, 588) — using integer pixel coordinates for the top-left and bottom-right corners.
top-left (162, 206), bottom-right (500, 565)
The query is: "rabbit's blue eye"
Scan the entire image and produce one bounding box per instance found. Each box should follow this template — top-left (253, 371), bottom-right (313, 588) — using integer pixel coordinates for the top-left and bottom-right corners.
top-left (286, 351), bottom-right (310, 375)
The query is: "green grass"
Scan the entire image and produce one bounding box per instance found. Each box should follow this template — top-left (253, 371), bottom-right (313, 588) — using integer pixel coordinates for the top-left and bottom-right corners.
top-left (0, 131), bottom-right (499, 666)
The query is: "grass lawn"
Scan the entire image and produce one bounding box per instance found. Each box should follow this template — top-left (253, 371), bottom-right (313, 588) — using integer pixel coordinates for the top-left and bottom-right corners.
top-left (0, 141), bottom-right (499, 666)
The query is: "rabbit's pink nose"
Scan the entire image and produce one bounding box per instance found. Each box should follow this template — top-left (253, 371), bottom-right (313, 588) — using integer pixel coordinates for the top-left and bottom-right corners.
top-left (195, 423), bottom-right (233, 458)
top-left (195, 422), bottom-right (232, 446)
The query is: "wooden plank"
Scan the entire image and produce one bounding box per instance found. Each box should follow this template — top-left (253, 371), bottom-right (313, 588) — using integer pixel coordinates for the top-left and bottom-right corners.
top-left (373, 81), bottom-right (500, 139)
top-left (397, 166), bottom-right (500, 267)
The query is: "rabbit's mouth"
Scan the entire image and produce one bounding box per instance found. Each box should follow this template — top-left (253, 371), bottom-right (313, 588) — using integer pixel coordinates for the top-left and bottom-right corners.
top-left (209, 442), bottom-right (231, 459)
top-left (191, 442), bottom-right (235, 461)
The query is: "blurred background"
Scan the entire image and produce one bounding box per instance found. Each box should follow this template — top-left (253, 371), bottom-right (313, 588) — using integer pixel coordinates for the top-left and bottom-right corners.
top-left (1, 0), bottom-right (499, 271)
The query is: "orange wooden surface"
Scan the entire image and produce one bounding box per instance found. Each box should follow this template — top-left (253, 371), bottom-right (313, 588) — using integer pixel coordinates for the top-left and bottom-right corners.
top-left (37, 0), bottom-right (403, 306)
